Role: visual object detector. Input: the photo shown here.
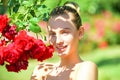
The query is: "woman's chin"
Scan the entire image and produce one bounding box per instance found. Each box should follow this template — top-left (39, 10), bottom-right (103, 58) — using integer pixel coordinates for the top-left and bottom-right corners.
top-left (57, 51), bottom-right (64, 56)
top-left (57, 51), bottom-right (68, 57)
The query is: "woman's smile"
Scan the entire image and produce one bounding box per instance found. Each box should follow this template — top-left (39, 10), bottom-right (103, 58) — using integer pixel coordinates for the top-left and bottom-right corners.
top-left (56, 45), bottom-right (67, 53)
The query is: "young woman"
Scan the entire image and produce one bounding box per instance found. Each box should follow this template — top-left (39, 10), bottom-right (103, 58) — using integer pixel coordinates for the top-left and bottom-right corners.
top-left (31, 1), bottom-right (98, 80)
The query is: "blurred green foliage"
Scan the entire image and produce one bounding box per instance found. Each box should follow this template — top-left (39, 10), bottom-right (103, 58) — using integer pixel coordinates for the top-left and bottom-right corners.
top-left (1, 0), bottom-right (120, 15)
top-left (45, 0), bottom-right (120, 14)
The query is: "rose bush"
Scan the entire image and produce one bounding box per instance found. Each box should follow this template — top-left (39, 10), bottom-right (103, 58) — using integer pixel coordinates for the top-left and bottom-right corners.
top-left (0, 15), bottom-right (54, 72)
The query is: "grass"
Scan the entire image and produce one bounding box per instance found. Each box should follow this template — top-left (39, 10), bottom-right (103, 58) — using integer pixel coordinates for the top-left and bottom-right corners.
top-left (81, 45), bottom-right (120, 80)
top-left (0, 45), bottom-right (120, 80)
top-left (99, 64), bottom-right (120, 80)
top-left (0, 60), bottom-right (39, 80)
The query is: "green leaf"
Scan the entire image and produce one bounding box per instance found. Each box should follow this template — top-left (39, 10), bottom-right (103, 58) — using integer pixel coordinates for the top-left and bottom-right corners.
top-left (0, 5), bottom-right (7, 14)
top-left (30, 10), bottom-right (35, 17)
top-left (43, 0), bottom-right (60, 9)
top-left (30, 17), bottom-right (39, 24)
top-left (15, 21), bottom-right (27, 31)
top-left (18, 6), bottom-right (26, 13)
top-left (22, 1), bottom-right (33, 7)
top-left (13, 3), bottom-right (20, 13)
top-left (29, 23), bottom-right (41, 33)
top-left (8, 0), bottom-right (15, 7)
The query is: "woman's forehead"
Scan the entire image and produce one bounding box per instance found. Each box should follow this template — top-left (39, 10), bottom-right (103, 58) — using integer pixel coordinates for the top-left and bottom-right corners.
top-left (48, 15), bottom-right (75, 29)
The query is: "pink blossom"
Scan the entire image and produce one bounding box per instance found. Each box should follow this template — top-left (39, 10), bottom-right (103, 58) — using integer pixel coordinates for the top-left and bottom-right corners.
top-left (83, 22), bottom-right (91, 31)
top-left (95, 19), bottom-right (105, 38)
top-left (112, 22), bottom-right (120, 33)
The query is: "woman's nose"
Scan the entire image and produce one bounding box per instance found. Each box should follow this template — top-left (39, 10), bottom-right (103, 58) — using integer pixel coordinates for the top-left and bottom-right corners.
top-left (56, 35), bottom-right (63, 44)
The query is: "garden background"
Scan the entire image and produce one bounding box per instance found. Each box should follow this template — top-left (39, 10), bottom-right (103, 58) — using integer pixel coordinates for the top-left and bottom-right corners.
top-left (0, 0), bottom-right (120, 80)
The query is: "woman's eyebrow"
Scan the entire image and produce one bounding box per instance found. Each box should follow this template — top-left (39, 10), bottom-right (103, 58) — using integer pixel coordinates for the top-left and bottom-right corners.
top-left (63, 27), bottom-right (72, 30)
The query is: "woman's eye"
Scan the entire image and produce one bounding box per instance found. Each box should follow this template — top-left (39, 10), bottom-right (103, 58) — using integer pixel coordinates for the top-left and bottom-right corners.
top-left (49, 32), bottom-right (55, 36)
top-left (62, 31), bottom-right (69, 35)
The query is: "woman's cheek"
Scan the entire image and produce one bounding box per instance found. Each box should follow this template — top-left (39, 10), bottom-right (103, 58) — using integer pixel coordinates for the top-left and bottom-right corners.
top-left (49, 36), bottom-right (55, 44)
top-left (63, 35), bottom-right (73, 43)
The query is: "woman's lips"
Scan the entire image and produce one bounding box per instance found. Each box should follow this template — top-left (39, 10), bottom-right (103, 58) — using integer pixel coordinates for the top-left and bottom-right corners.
top-left (56, 45), bottom-right (67, 53)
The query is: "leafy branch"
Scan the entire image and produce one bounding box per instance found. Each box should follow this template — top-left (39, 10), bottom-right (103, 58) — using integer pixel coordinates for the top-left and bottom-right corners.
top-left (0, 0), bottom-right (50, 36)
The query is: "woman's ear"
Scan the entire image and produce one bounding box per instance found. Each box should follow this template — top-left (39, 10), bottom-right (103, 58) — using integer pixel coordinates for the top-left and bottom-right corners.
top-left (78, 26), bottom-right (84, 40)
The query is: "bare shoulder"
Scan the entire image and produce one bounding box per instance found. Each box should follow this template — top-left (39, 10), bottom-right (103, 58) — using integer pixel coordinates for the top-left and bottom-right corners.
top-left (76, 61), bottom-right (98, 80)
top-left (80, 61), bottom-right (97, 68)
top-left (30, 62), bottom-right (54, 80)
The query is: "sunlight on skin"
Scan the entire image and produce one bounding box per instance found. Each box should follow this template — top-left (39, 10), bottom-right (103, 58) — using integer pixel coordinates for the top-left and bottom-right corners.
top-left (31, 1), bottom-right (98, 80)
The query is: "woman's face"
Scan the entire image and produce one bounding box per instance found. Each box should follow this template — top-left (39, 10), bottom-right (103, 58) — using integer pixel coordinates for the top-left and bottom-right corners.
top-left (48, 15), bottom-right (80, 57)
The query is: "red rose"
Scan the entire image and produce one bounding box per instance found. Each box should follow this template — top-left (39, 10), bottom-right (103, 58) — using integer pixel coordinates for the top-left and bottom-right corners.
top-left (38, 45), bottom-right (54, 61)
top-left (2, 25), bottom-right (17, 40)
top-left (14, 30), bottom-right (35, 50)
top-left (4, 43), bottom-right (21, 64)
top-left (0, 14), bottom-right (55, 72)
top-left (16, 60), bottom-right (28, 70)
top-left (0, 39), bottom-right (6, 46)
top-left (30, 39), bottom-right (46, 59)
top-left (0, 15), bottom-right (9, 33)
top-left (6, 60), bottom-right (28, 72)
top-left (20, 51), bottom-right (30, 61)
top-left (5, 51), bottom-right (29, 72)
top-left (0, 46), bottom-right (5, 65)
top-left (6, 63), bottom-right (19, 72)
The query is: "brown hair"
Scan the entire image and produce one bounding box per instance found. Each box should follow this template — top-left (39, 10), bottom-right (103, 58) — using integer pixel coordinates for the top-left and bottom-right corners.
top-left (49, 1), bottom-right (82, 30)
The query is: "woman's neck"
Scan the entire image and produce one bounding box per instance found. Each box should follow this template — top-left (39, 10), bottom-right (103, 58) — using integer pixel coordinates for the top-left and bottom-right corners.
top-left (59, 53), bottom-right (82, 68)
